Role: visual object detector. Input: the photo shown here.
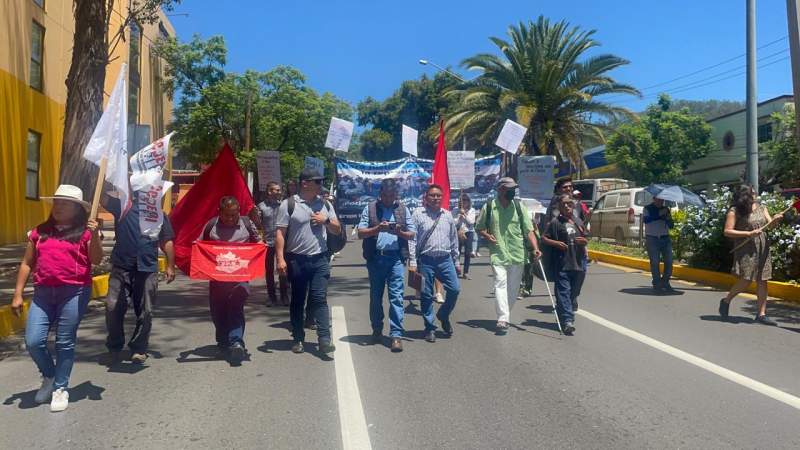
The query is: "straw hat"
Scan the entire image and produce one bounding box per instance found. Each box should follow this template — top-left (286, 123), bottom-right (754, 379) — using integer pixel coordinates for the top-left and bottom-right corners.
top-left (41, 184), bottom-right (91, 212)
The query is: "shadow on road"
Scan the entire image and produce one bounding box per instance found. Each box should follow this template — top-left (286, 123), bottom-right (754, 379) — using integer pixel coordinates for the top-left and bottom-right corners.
top-left (742, 300), bottom-right (800, 325)
top-left (619, 287), bottom-right (685, 296)
top-left (3, 380), bottom-right (105, 410)
top-left (698, 315), bottom-right (753, 324)
top-left (258, 339), bottom-right (333, 361)
top-left (177, 345), bottom-right (223, 363)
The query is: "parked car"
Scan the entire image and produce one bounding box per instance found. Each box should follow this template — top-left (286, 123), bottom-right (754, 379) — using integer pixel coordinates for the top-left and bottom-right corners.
top-left (589, 188), bottom-right (674, 244)
top-left (573, 178), bottom-right (634, 208)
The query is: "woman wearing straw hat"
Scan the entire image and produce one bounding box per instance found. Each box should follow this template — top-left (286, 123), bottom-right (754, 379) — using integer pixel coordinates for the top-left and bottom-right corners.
top-left (11, 185), bottom-right (104, 412)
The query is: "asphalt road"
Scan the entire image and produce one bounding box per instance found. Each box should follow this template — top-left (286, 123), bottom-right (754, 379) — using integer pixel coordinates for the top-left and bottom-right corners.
top-left (1, 245), bottom-right (799, 449)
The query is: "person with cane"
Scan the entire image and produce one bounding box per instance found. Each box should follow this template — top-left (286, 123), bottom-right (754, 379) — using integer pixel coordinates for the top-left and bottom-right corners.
top-left (541, 194), bottom-right (588, 336)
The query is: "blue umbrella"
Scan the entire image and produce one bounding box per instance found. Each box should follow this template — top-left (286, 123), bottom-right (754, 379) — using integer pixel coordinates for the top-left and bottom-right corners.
top-left (644, 184), bottom-right (705, 207)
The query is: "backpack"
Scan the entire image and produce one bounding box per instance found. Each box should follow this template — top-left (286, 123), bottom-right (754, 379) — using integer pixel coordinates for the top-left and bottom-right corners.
top-left (202, 216), bottom-right (260, 242)
top-left (287, 196), bottom-right (347, 254)
top-left (362, 201), bottom-right (409, 262)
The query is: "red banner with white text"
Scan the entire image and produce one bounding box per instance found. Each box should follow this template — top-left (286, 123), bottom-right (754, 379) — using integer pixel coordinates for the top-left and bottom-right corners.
top-left (190, 241), bottom-right (267, 282)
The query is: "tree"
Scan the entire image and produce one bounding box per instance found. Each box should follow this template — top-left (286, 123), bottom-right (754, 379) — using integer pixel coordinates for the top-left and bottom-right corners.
top-left (356, 73), bottom-right (461, 160)
top-left (59, 0), bottom-right (179, 196)
top-left (445, 16), bottom-right (640, 169)
top-left (764, 104), bottom-right (799, 187)
top-left (155, 36), bottom-right (352, 183)
top-left (605, 94), bottom-right (716, 185)
top-left (667, 99), bottom-right (745, 120)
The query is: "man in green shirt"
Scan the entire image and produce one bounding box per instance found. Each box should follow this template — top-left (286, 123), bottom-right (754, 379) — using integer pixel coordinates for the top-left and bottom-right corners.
top-left (476, 177), bottom-right (542, 334)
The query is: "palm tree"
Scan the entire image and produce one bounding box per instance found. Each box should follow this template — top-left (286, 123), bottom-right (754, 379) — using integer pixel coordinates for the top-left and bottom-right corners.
top-left (445, 16), bottom-right (640, 169)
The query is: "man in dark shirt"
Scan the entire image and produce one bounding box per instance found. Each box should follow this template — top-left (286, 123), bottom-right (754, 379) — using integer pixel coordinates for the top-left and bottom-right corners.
top-left (103, 192), bottom-right (176, 363)
top-left (542, 194), bottom-right (588, 336)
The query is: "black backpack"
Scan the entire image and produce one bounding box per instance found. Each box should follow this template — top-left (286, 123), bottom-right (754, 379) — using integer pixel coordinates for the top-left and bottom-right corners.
top-left (287, 196), bottom-right (347, 254)
top-left (362, 201), bottom-right (409, 262)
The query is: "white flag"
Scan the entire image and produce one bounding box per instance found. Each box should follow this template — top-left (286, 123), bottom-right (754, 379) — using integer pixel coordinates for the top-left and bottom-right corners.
top-left (495, 119), bottom-right (527, 154)
top-left (324, 117), bottom-right (354, 152)
top-left (137, 176), bottom-right (173, 239)
top-left (83, 63), bottom-right (130, 215)
top-left (402, 125), bottom-right (418, 157)
top-left (130, 132), bottom-right (173, 175)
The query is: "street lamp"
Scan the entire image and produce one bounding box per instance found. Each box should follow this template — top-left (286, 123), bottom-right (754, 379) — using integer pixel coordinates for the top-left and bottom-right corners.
top-left (418, 59), bottom-right (467, 83)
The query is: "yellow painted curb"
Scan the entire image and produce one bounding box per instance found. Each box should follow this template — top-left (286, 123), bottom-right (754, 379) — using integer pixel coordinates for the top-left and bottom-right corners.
top-left (589, 250), bottom-right (800, 303)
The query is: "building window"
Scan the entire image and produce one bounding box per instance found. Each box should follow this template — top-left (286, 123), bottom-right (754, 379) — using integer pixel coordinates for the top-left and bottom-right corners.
top-left (128, 21), bottom-right (142, 124)
top-left (757, 123), bottom-right (773, 143)
top-left (30, 21), bottom-right (44, 91)
top-left (33, 0), bottom-right (45, 8)
top-left (26, 131), bottom-right (41, 200)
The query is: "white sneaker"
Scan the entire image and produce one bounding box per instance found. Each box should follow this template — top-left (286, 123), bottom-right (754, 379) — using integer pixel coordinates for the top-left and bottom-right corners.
top-left (434, 292), bottom-right (445, 304)
top-left (50, 388), bottom-right (69, 412)
top-left (34, 377), bottom-right (55, 404)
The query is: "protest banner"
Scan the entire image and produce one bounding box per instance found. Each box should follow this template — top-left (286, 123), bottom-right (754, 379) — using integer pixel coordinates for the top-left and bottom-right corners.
top-left (447, 151), bottom-right (475, 190)
top-left (130, 132), bottom-right (173, 177)
top-left (324, 117), bottom-right (354, 152)
top-left (495, 119), bottom-right (527, 154)
top-left (255, 151), bottom-right (281, 191)
top-left (136, 176), bottom-right (174, 239)
top-left (518, 155), bottom-right (556, 205)
top-left (190, 241), bottom-right (267, 282)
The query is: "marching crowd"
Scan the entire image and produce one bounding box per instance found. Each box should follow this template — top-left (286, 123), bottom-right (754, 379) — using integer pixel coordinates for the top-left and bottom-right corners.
top-left (8, 168), bottom-right (785, 413)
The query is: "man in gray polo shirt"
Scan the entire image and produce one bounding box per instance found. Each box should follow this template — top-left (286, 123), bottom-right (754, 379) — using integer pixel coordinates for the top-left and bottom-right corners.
top-left (275, 168), bottom-right (342, 355)
top-left (256, 181), bottom-right (288, 307)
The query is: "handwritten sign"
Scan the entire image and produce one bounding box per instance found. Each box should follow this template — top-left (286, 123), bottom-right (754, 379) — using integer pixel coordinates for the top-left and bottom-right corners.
top-left (255, 151), bottom-right (281, 191)
top-left (447, 151), bottom-right (475, 189)
top-left (324, 117), bottom-right (354, 152)
top-left (495, 119), bottom-right (527, 154)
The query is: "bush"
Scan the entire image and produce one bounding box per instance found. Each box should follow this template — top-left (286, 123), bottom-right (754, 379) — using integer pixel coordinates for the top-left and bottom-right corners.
top-left (679, 186), bottom-right (800, 282)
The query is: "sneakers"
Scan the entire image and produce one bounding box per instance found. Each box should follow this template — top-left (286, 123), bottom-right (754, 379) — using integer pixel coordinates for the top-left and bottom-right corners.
top-left (34, 377), bottom-right (54, 404)
top-left (318, 339), bottom-right (336, 354)
top-left (50, 388), bottom-right (68, 412)
top-left (424, 330), bottom-right (436, 343)
top-left (390, 338), bottom-right (403, 352)
top-left (229, 342), bottom-right (246, 364)
top-left (496, 321), bottom-right (509, 335)
top-left (291, 341), bottom-right (305, 354)
top-left (718, 299), bottom-right (730, 320)
top-left (434, 292), bottom-right (445, 304)
top-left (563, 321), bottom-right (576, 336)
top-left (130, 352), bottom-right (148, 364)
top-left (754, 315), bottom-right (778, 326)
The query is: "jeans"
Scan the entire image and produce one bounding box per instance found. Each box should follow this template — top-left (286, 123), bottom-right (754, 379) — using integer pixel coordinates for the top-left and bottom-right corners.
top-left (287, 253), bottom-right (331, 342)
top-left (367, 253), bottom-right (406, 337)
top-left (645, 235), bottom-right (673, 288)
top-left (492, 264), bottom-right (524, 322)
top-left (209, 281), bottom-right (249, 347)
top-left (418, 255), bottom-right (460, 331)
top-left (105, 267), bottom-right (158, 353)
top-left (554, 270), bottom-right (585, 324)
top-left (460, 232), bottom-right (474, 274)
top-left (472, 231), bottom-right (479, 254)
top-left (25, 285), bottom-right (91, 389)
top-left (266, 246), bottom-right (288, 301)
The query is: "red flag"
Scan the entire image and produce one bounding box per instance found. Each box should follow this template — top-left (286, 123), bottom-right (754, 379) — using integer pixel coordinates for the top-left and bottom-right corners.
top-left (170, 144), bottom-right (255, 274)
top-left (190, 241), bottom-right (267, 282)
top-left (430, 120), bottom-right (451, 210)
top-left (793, 198), bottom-right (800, 212)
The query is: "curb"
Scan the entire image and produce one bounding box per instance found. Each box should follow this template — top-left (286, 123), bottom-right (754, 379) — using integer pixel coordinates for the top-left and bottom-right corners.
top-left (0, 257), bottom-right (167, 339)
top-left (589, 250), bottom-right (800, 303)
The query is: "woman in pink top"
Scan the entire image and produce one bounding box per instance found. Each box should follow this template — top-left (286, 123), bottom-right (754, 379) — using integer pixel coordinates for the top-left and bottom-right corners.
top-left (11, 185), bottom-right (103, 413)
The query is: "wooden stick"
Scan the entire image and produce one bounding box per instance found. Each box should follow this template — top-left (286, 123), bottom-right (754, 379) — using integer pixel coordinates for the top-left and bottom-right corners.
top-left (729, 205), bottom-right (793, 253)
top-left (90, 157), bottom-right (108, 220)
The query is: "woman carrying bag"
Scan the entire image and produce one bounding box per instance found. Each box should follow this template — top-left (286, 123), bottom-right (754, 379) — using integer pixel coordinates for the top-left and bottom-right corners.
top-left (11, 185), bottom-right (103, 412)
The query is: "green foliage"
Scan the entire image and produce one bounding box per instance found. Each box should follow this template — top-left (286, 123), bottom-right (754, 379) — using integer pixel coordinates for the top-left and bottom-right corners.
top-left (155, 36), bottom-right (352, 185)
top-left (667, 99), bottom-right (745, 119)
top-left (445, 16), bottom-right (639, 168)
top-left (764, 105), bottom-right (799, 188)
top-left (606, 94), bottom-right (716, 185)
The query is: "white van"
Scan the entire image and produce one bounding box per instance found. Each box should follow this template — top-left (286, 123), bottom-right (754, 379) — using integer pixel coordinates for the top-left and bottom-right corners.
top-left (589, 188), bottom-right (666, 244)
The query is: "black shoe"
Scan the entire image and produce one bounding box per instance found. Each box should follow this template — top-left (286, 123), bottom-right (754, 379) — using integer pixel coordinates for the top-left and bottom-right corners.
top-left (229, 342), bottom-right (246, 364)
top-left (424, 330), bottom-right (436, 343)
top-left (563, 321), bottom-right (575, 336)
top-left (371, 330), bottom-right (382, 345)
top-left (319, 339), bottom-right (336, 354)
top-left (304, 318), bottom-right (317, 330)
top-left (291, 341), bottom-right (305, 354)
top-left (754, 315), bottom-right (778, 326)
top-left (718, 299), bottom-right (730, 320)
top-left (571, 299), bottom-right (579, 312)
top-left (437, 314), bottom-right (453, 336)
top-left (390, 338), bottom-right (403, 352)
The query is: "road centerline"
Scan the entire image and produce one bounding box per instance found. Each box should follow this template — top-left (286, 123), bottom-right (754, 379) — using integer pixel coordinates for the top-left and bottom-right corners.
top-left (578, 309), bottom-right (800, 411)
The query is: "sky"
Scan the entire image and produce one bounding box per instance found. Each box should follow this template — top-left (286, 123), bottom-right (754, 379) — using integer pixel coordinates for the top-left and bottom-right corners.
top-left (170, 0), bottom-right (796, 113)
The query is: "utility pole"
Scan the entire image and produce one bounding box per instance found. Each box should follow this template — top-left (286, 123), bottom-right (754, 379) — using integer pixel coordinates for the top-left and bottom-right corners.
top-left (787, 0), bottom-right (800, 155)
top-left (746, 0), bottom-right (759, 193)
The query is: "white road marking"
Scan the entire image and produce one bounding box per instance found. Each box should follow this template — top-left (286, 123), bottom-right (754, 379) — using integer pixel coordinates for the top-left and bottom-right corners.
top-left (578, 309), bottom-right (800, 411)
top-left (331, 306), bottom-right (372, 450)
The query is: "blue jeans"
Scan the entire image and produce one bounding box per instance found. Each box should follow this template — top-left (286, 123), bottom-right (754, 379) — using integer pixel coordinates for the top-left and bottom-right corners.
top-left (554, 270), bottom-right (583, 325)
top-left (25, 285), bottom-right (91, 389)
top-left (367, 253), bottom-right (405, 337)
top-left (418, 255), bottom-right (460, 331)
top-left (287, 253), bottom-right (331, 342)
top-left (471, 232), bottom-right (479, 253)
top-left (209, 281), bottom-right (249, 347)
top-left (645, 235), bottom-right (673, 288)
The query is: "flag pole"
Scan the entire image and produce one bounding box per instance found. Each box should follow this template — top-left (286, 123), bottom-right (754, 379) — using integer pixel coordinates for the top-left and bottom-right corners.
top-left (89, 157), bottom-right (108, 220)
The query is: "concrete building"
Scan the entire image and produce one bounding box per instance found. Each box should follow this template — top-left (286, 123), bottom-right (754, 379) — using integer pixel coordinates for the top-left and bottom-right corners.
top-left (0, 0), bottom-right (175, 244)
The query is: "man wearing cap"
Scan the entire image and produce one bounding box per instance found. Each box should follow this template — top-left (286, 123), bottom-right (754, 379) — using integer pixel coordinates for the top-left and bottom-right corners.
top-left (102, 190), bottom-right (176, 364)
top-left (275, 168), bottom-right (342, 355)
top-left (357, 179), bottom-right (415, 352)
top-left (476, 177), bottom-right (541, 334)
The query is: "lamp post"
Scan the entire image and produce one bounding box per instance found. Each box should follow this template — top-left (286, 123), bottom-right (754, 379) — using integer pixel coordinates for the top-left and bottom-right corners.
top-left (745, 0), bottom-right (759, 193)
top-left (418, 59), bottom-right (467, 83)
